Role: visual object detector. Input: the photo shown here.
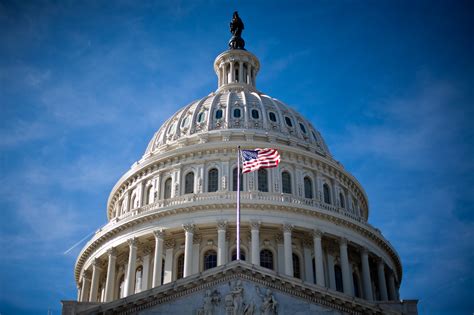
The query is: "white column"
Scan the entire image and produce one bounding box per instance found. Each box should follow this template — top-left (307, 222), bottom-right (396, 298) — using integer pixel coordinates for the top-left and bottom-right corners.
top-left (79, 272), bottom-right (91, 302)
top-left (361, 247), bottom-right (373, 301)
top-left (89, 258), bottom-right (102, 302)
top-left (183, 224), bottom-right (195, 277)
top-left (141, 249), bottom-right (151, 291)
top-left (77, 286), bottom-right (81, 301)
top-left (377, 258), bottom-right (388, 301)
top-left (104, 248), bottom-right (117, 302)
top-left (276, 235), bottom-right (285, 274)
top-left (124, 238), bottom-right (137, 297)
top-left (339, 238), bottom-right (353, 296)
top-left (250, 221), bottom-right (261, 265)
top-left (327, 253), bottom-right (336, 290)
top-left (152, 230), bottom-right (165, 287)
top-left (217, 221), bottom-right (227, 265)
top-left (247, 64), bottom-right (252, 84)
top-left (238, 61), bottom-right (243, 83)
top-left (192, 235), bottom-right (201, 274)
top-left (313, 230), bottom-right (325, 287)
top-left (163, 240), bottom-right (174, 284)
top-left (388, 272), bottom-right (397, 301)
top-left (283, 224), bottom-right (294, 277)
top-left (229, 62), bottom-right (235, 83)
top-left (303, 243), bottom-right (314, 283)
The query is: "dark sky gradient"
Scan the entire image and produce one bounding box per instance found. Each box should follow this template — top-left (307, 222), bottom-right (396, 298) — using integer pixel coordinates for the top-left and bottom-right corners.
top-left (1, 1), bottom-right (473, 314)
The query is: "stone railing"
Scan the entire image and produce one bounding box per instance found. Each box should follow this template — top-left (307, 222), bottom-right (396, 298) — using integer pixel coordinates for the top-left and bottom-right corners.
top-left (117, 191), bottom-right (365, 224)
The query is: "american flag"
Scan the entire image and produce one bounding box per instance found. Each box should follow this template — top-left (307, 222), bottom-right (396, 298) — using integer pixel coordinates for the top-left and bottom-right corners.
top-left (241, 148), bottom-right (280, 173)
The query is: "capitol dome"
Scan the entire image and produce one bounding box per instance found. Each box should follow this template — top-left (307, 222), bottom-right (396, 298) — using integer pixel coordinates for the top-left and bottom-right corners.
top-left (64, 13), bottom-right (418, 315)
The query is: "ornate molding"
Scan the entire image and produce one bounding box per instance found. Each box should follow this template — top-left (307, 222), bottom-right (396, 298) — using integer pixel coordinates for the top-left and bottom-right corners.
top-left (183, 223), bottom-right (195, 233)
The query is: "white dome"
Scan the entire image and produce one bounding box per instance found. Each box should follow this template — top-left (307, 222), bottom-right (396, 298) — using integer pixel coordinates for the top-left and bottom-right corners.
top-left (143, 90), bottom-right (331, 158)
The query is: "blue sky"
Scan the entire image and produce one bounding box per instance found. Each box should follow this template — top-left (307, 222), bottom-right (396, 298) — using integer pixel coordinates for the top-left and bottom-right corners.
top-left (0, 1), bottom-right (472, 314)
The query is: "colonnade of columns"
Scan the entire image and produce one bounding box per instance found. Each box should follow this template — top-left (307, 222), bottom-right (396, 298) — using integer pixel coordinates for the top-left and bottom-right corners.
top-left (218, 60), bottom-right (255, 87)
top-left (78, 222), bottom-right (399, 303)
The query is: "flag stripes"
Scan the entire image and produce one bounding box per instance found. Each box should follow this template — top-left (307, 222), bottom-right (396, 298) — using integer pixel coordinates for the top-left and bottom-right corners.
top-left (241, 148), bottom-right (280, 173)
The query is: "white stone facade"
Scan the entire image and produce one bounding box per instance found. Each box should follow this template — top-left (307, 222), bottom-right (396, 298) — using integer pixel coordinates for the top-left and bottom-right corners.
top-left (65, 36), bottom-right (418, 315)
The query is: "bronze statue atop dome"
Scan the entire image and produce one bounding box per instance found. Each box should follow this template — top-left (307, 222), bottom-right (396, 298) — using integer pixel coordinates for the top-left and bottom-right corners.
top-left (229, 11), bottom-right (245, 50)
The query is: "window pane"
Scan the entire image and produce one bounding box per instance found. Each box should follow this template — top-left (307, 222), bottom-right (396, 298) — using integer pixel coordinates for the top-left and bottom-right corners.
top-left (260, 249), bottom-right (274, 270)
top-left (282, 172), bottom-right (292, 194)
top-left (251, 109), bottom-right (259, 119)
top-left (215, 109), bottom-right (223, 119)
top-left (299, 123), bottom-right (307, 134)
top-left (177, 254), bottom-right (184, 279)
top-left (285, 116), bottom-right (293, 127)
top-left (208, 168), bottom-right (218, 192)
top-left (304, 177), bottom-right (313, 199)
top-left (323, 184), bottom-right (331, 204)
top-left (164, 178), bottom-right (172, 199)
top-left (234, 108), bottom-right (241, 118)
top-left (292, 254), bottom-right (301, 279)
top-left (185, 172), bottom-right (194, 194)
top-left (231, 248), bottom-right (246, 261)
top-left (233, 168), bottom-right (243, 191)
top-left (258, 168), bottom-right (268, 192)
top-left (335, 265), bottom-right (343, 292)
top-left (269, 112), bottom-right (277, 122)
top-left (339, 193), bottom-right (345, 208)
top-left (204, 250), bottom-right (217, 270)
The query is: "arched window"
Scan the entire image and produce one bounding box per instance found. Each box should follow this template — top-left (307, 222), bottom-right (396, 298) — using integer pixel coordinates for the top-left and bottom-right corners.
top-left (146, 185), bottom-right (153, 205)
top-left (260, 249), bottom-right (274, 270)
top-left (234, 62), bottom-right (239, 82)
top-left (251, 109), bottom-right (259, 119)
top-left (323, 183), bottom-right (331, 204)
top-left (353, 272), bottom-right (361, 298)
top-left (268, 112), bottom-right (277, 122)
top-left (339, 193), bottom-right (345, 208)
top-left (164, 178), bottom-right (172, 199)
top-left (185, 172), bottom-right (194, 194)
top-left (233, 108), bottom-right (241, 118)
top-left (335, 265), bottom-right (343, 292)
top-left (282, 171), bottom-right (292, 194)
top-left (233, 167), bottom-right (243, 191)
top-left (130, 194), bottom-right (137, 209)
top-left (292, 253), bottom-right (301, 279)
top-left (215, 109), bottom-right (223, 120)
top-left (208, 168), bottom-right (218, 192)
top-left (203, 250), bottom-right (217, 270)
top-left (258, 168), bottom-right (268, 192)
top-left (181, 116), bottom-right (189, 128)
top-left (304, 176), bottom-right (313, 199)
top-left (231, 248), bottom-right (246, 261)
top-left (134, 266), bottom-right (143, 293)
top-left (118, 275), bottom-right (125, 298)
top-left (285, 116), bottom-right (293, 127)
top-left (176, 254), bottom-right (185, 279)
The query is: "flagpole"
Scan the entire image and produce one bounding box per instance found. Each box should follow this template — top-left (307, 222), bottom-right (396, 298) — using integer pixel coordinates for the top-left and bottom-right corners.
top-left (236, 146), bottom-right (241, 261)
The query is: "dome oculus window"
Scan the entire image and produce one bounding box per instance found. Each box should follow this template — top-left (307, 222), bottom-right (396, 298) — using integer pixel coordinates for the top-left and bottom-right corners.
top-left (181, 116), bottom-right (189, 128)
top-left (285, 116), bottom-right (293, 127)
top-left (268, 112), bottom-right (277, 122)
top-left (215, 109), bottom-right (223, 120)
top-left (251, 109), bottom-right (259, 119)
top-left (233, 108), bottom-right (241, 118)
top-left (299, 123), bottom-right (307, 134)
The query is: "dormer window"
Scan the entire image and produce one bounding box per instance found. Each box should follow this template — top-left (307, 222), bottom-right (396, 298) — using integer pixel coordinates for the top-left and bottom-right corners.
top-left (251, 109), bottom-right (259, 119)
top-left (285, 116), bottom-right (293, 127)
top-left (299, 123), bottom-right (307, 134)
top-left (197, 112), bottom-right (206, 123)
top-left (215, 109), bottom-right (223, 119)
top-left (233, 108), bottom-right (241, 118)
top-left (269, 112), bottom-right (277, 122)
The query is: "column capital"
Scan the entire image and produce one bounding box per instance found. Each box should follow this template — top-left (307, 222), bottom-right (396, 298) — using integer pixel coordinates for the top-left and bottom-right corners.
top-left (92, 258), bottom-right (102, 270)
top-left (182, 223), bottom-right (195, 233)
top-left (153, 229), bottom-right (166, 240)
top-left (302, 238), bottom-right (313, 248)
top-left (275, 233), bottom-right (283, 244)
top-left (127, 237), bottom-right (138, 248)
top-left (193, 234), bottom-right (202, 244)
top-left (312, 229), bottom-right (323, 239)
top-left (217, 220), bottom-right (227, 231)
top-left (282, 223), bottom-right (294, 233)
top-left (82, 270), bottom-right (92, 281)
top-left (142, 246), bottom-right (153, 256)
top-left (377, 256), bottom-right (385, 266)
top-left (164, 239), bottom-right (175, 249)
top-left (361, 246), bottom-right (369, 255)
top-left (250, 220), bottom-right (261, 230)
top-left (107, 247), bottom-right (117, 257)
top-left (339, 237), bottom-right (348, 246)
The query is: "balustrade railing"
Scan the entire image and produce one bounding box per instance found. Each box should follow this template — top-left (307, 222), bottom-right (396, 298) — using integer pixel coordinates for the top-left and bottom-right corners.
top-left (117, 191), bottom-right (365, 224)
